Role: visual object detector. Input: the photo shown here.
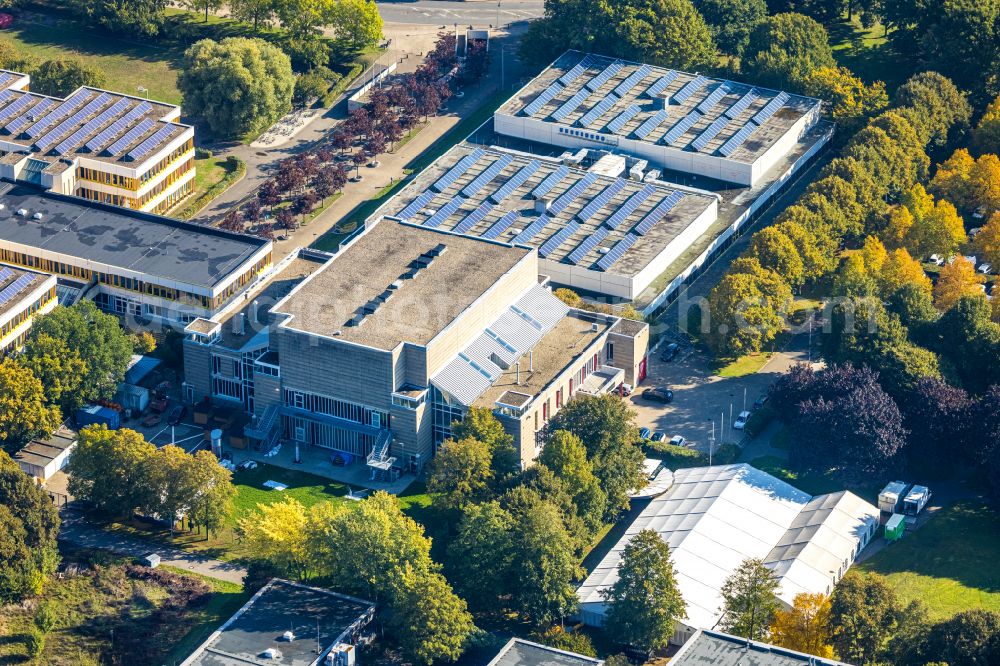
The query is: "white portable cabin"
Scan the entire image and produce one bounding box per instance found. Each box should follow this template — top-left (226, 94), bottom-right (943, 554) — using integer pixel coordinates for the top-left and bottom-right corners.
top-left (903, 485), bottom-right (930, 515)
top-left (878, 481), bottom-right (909, 514)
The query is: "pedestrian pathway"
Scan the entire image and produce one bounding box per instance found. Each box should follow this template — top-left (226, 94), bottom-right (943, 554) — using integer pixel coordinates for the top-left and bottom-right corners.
top-left (59, 509), bottom-right (246, 585)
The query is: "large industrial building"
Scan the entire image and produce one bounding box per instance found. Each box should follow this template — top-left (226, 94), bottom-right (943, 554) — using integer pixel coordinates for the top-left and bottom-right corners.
top-left (368, 51), bottom-right (830, 308)
top-left (374, 144), bottom-right (719, 299)
top-left (495, 51), bottom-right (822, 187)
top-left (0, 69), bottom-right (195, 214)
top-left (576, 464), bottom-right (879, 645)
top-left (184, 220), bottom-right (647, 473)
top-left (0, 262), bottom-right (56, 353)
top-left (0, 181), bottom-right (272, 327)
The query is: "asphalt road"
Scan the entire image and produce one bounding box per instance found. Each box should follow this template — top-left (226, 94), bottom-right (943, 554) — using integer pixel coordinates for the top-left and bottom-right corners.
top-left (376, 0), bottom-right (544, 25)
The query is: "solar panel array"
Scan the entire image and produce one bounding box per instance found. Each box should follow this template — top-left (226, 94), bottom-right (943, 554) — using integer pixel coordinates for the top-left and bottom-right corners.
top-left (604, 184), bottom-right (656, 230)
top-left (645, 71), bottom-right (678, 98)
top-left (672, 75), bottom-right (708, 105)
top-left (453, 202), bottom-right (495, 234)
top-left (490, 160), bottom-right (540, 203)
top-left (25, 89), bottom-right (90, 139)
top-left (538, 220), bottom-right (581, 258)
top-left (576, 179), bottom-right (626, 222)
top-left (634, 109), bottom-right (670, 140)
top-left (512, 215), bottom-right (552, 244)
top-left (482, 210), bottom-right (520, 239)
top-left (0, 274), bottom-right (36, 307)
top-left (718, 122), bottom-right (759, 157)
top-left (690, 115), bottom-right (731, 152)
top-left (532, 166), bottom-right (570, 199)
top-left (5, 97), bottom-right (55, 135)
top-left (662, 111), bottom-right (702, 145)
top-left (752, 92), bottom-right (789, 125)
top-left (614, 64), bottom-right (651, 97)
top-left (523, 83), bottom-right (563, 117)
top-left (634, 191), bottom-right (684, 235)
top-left (0, 267), bottom-right (14, 284)
top-left (0, 94), bottom-right (37, 129)
top-left (550, 172), bottom-right (598, 215)
top-left (558, 56), bottom-right (595, 86)
top-left (567, 225), bottom-right (610, 265)
top-left (106, 117), bottom-right (155, 156)
top-left (398, 191), bottom-right (435, 221)
top-left (696, 84), bottom-right (729, 114)
top-left (551, 88), bottom-right (592, 122)
top-left (85, 101), bottom-right (152, 153)
top-left (585, 61), bottom-right (623, 91)
top-left (596, 232), bottom-right (639, 271)
top-left (606, 105), bottom-right (641, 134)
top-left (127, 123), bottom-right (176, 161)
top-left (578, 94), bottom-right (619, 128)
top-left (35, 92), bottom-right (113, 152)
top-left (724, 90), bottom-right (758, 119)
top-left (461, 154), bottom-right (513, 198)
top-left (432, 148), bottom-right (485, 192)
top-left (54, 97), bottom-right (132, 156)
top-left (424, 196), bottom-right (466, 228)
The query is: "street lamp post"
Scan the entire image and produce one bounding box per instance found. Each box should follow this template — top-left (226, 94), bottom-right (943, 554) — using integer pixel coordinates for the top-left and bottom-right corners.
top-left (137, 86), bottom-right (149, 100)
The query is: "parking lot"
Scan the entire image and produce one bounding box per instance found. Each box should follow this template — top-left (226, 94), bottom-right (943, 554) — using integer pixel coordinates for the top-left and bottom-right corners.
top-left (629, 330), bottom-right (814, 452)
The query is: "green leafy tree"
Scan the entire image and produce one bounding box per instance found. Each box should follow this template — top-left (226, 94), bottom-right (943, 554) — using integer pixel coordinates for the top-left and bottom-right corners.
top-left (23, 302), bottom-right (133, 411)
top-left (446, 501), bottom-right (515, 613)
top-left (238, 497), bottom-right (311, 579)
top-left (179, 37), bottom-right (294, 138)
top-left (832, 254), bottom-right (877, 298)
top-left (692, 0), bottom-right (766, 58)
top-left (0, 450), bottom-right (60, 602)
top-left (924, 609), bottom-right (1000, 666)
top-left (844, 116), bottom-right (928, 198)
top-left (330, 0), bottom-right (383, 50)
top-left (802, 66), bottom-right (889, 132)
top-left (185, 0), bottom-right (223, 22)
top-left (894, 71), bottom-right (971, 147)
top-left (829, 571), bottom-right (901, 664)
top-left (750, 226), bottom-right (806, 286)
top-left (743, 13), bottom-right (835, 89)
top-left (426, 436), bottom-right (494, 512)
top-left (719, 558), bottom-right (781, 641)
top-left (546, 393), bottom-right (638, 459)
top-left (186, 449), bottom-right (236, 539)
top-left (84, 0), bottom-right (167, 37)
top-left (452, 406), bottom-right (518, 479)
top-left (506, 491), bottom-right (581, 624)
top-left (775, 220), bottom-right (836, 281)
top-left (66, 426), bottom-right (156, 517)
top-left (389, 565), bottom-right (475, 665)
top-left (973, 94), bottom-right (1000, 155)
top-left (30, 59), bottom-right (107, 97)
top-left (141, 444), bottom-right (196, 535)
top-left (229, 0), bottom-right (276, 31)
top-left (706, 265), bottom-right (792, 356)
top-left (933, 294), bottom-right (1000, 394)
top-left (539, 430), bottom-right (608, 532)
top-left (0, 359), bottom-right (59, 454)
top-left (0, 40), bottom-right (32, 73)
top-left (602, 529), bottom-right (685, 652)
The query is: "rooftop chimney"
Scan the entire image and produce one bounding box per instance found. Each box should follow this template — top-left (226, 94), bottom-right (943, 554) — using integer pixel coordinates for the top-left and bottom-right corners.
top-left (232, 312), bottom-right (245, 335)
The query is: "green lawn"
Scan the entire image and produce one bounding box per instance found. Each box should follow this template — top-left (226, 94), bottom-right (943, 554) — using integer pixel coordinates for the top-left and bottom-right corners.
top-left (229, 462), bottom-right (350, 521)
top-left (715, 352), bottom-right (773, 378)
top-left (859, 501), bottom-right (1000, 621)
top-left (827, 14), bottom-right (913, 90)
top-left (172, 156), bottom-right (245, 219)
top-left (2, 11), bottom-right (183, 104)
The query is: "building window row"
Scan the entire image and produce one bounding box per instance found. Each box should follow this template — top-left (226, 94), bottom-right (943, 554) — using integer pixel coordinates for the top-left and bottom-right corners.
top-left (137, 140), bottom-right (194, 185)
top-left (558, 126), bottom-right (608, 143)
top-left (77, 186), bottom-right (135, 208)
top-left (211, 255), bottom-right (272, 311)
top-left (0, 286), bottom-right (55, 342)
top-left (76, 139), bottom-right (194, 191)
top-left (283, 388), bottom-right (389, 430)
top-left (149, 179), bottom-right (193, 214)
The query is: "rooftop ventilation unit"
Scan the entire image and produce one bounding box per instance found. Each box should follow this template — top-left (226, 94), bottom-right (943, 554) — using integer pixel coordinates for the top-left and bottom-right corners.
top-left (281, 631), bottom-right (295, 641)
top-left (32, 212), bottom-right (42, 219)
top-left (16, 208), bottom-right (27, 216)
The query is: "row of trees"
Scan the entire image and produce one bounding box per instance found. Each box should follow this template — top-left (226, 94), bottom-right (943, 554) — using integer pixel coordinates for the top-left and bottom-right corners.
top-left (0, 302), bottom-right (139, 454)
top-left (68, 426), bottom-right (237, 537)
top-left (0, 450), bottom-right (60, 603)
top-left (237, 492), bottom-right (475, 665)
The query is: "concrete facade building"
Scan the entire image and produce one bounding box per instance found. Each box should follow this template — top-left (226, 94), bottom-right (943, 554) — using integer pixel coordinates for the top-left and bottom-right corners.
top-left (495, 52), bottom-right (822, 187)
top-left (0, 70), bottom-right (195, 214)
top-left (0, 181), bottom-right (272, 327)
top-left (576, 464), bottom-right (879, 645)
top-left (0, 263), bottom-right (56, 353)
top-left (183, 221), bottom-right (647, 473)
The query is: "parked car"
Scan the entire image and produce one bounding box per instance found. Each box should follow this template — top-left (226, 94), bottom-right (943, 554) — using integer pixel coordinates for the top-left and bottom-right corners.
top-left (659, 342), bottom-right (679, 362)
top-left (167, 405), bottom-right (187, 426)
top-left (639, 427), bottom-right (651, 440)
top-left (733, 410), bottom-right (751, 430)
top-left (753, 395), bottom-right (769, 410)
top-left (642, 387), bottom-right (674, 403)
top-left (979, 262), bottom-right (993, 274)
top-left (929, 254), bottom-right (945, 266)
top-left (651, 431), bottom-right (666, 442)
top-left (619, 383), bottom-right (633, 397)
top-left (669, 435), bottom-right (686, 447)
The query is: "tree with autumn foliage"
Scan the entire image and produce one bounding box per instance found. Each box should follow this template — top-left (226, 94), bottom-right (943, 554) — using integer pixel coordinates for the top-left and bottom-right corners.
top-left (934, 257), bottom-right (985, 312)
top-left (802, 66), bottom-right (888, 131)
top-left (770, 593), bottom-right (834, 658)
top-left (974, 211), bottom-right (1000, 267)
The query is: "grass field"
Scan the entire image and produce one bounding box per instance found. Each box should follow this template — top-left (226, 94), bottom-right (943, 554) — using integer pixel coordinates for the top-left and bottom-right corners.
top-left (827, 15), bottom-right (913, 90)
top-left (1, 11), bottom-right (183, 104)
top-left (859, 501), bottom-right (1000, 620)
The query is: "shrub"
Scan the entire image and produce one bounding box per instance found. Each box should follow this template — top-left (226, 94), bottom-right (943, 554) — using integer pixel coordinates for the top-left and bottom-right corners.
top-left (194, 147), bottom-right (213, 160)
top-left (34, 602), bottom-right (58, 634)
top-left (643, 441), bottom-right (705, 468)
top-left (745, 406), bottom-right (776, 437)
top-left (530, 625), bottom-right (597, 657)
top-left (24, 627), bottom-right (44, 659)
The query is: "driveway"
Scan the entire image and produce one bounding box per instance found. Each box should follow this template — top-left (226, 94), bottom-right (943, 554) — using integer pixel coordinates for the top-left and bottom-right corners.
top-left (58, 508), bottom-right (247, 585)
top-left (376, 0), bottom-right (543, 25)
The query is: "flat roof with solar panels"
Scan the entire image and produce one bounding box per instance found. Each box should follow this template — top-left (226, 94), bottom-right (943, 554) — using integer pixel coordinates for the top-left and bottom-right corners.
top-left (0, 263), bottom-right (54, 321)
top-left (0, 72), bottom-right (190, 171)
top-left (369, 144), bottom-right (719, 299)
top-left (495, 51), bottom-right (822, 186)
